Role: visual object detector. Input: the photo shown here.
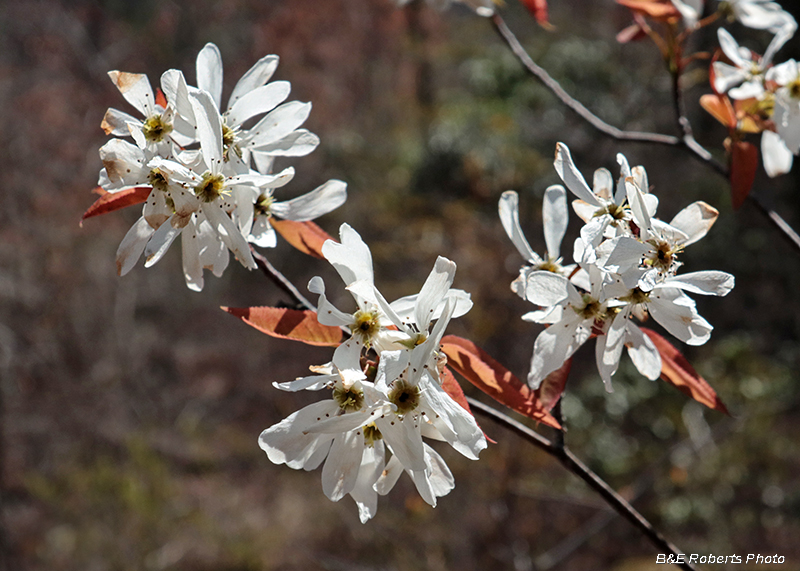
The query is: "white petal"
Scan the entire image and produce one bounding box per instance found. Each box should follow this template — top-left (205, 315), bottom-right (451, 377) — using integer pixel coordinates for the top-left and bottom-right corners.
top-left (543, 185), bottom-right (568, 260)
top-left (108, 71), bottom-right (154, 116)
top-left (270, 179), bottom-right (347, 222)
top-left (226, 81), bottom-right (291, 127)
top-left (762, 130), bottom-right (794, 177)
top-left (203, 202), bottom-right (256, 269)
top-left (554, 143), bottom-right (601, 206)
top-left (190, 90), bottom-right (223, 171)
top-left (229, 54), bottom-right (280, 107)
top-left (181, 217), bottom-right (204, 292)
top-left (498, 190), bottom-right (537, 262)
top-left (246, 101), bottom-right (312, 149)
top-left (322, 223), bottom-right (374, 286)
top-left (258, 400), bottom-right (338, 470)
top-left (669, 201), bottom-right (718, 247)
top-left (663, 271), bottom-right (735, 296)
top-left (524, 271), bottom-right (572, 307)
top-left (143, 215), bottom-right (182, 267)
top-left (321, 431), bottom-right (364, 502)
top-left (196, 43), bottom-right (223, 110)
top-left (414, 257), bottom-right (456, 331)
top-left (377, 415), bottom-right (426, 472)
top-left (251, 129), bottom-right (320, 157)
top-left (648, 288), bottom-right (713, 346)
top-left (116, 217), bottom-right (154, 276)
top-left (625, 322), bottom-right (661, 380)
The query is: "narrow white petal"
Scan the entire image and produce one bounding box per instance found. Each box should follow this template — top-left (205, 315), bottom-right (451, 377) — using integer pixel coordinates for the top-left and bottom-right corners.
top-left (226, 81), bottom-right (291, 127)
top-left (229, 54), bottom-right (280, 107)
top-left (321, 431), bottom-right (366, 502)
top-left (625, 322), bottom-right (661, 380)
top-left (246, 101), bottom-right (312, 149)
top-left (322, 223), bottom-right (373, 286)
top-left (143, 215), bottom-right (181, 267)
top-left (269, 179), bottom-right (347, 222)
top-left (669, 201), bottom-right (718, 247)
top-left (543, 185), bottom-right (568, 260)
top-left (203, 202), bottom-right (256, 269)
top-left (524, 271), bottom-right (571, 307)
top-left (116, 217), bottom-right (154, 276)
top-left (762, 130), bottom-right (794, 178)
top-left (108, 71), bottom-right (154, 116)
top-left (663, 271), bottom-right (735, 296)
top-left (554, 143), bottom-right (601, 206)
top-left (196, 43), bottom-right (223, 110)
top-left (498, 190), bottom-right (537, 262)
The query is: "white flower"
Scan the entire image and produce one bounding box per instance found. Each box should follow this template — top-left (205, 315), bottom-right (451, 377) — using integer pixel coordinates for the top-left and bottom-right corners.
top-left (102, 69), bottom-right (195, 153)
top-left (248, 179), bottom-right (348, 248)
top-left (712, 27), bottom-right (791, 99)
top-left (768, 59), bottom-right (800, 153)
top-left (499, 187), bottom-right (576, 299)
top-left (523, 267), bottom-right (611, 388)
top-left (192, 43), bottom-right (320, 170)
top-left (723, 0), bottom-right (797, 33)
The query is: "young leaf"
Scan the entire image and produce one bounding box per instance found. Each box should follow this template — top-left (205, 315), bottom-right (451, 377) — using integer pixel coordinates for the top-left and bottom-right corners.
top-left (641, 328), bottom-right (730, 415)
top-left (81, 186), bottom-right (151, 222)
top-left (441, 335), bottom-right (561, 429)
top-left (700, 94), bottom-right (736, 129)
top-left (616, 0), bottom-right (679, 19)
top-left (519, 0), bottom-right (551, 28)
top-left (729, 140), bottom-right (758, 210)
top-left (271, 219), bottom-right (334, 259)
top-left (534, 357), bottom-right (572, 412)
top-left (222, 306), bottom-right (342, 347)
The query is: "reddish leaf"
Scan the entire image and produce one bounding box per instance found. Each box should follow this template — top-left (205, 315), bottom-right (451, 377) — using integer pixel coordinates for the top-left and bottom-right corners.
top-left (534, 357), bottom-right (572, 412)
top-left (700, 94), bottom-right (736, 129)
top-left (271, 219), bottom-right (334, 259)
top-left (442, 366), bottom-right (497, 444)
top-left (223, 306), bottom-right (342, 347)
top-left (616, 0), bottom-right (679, 19)
top-left (729, 140), bottom-right (758, 210)
top-left (440, 335), bottom-right (561, 429)
top-left (519, 0), bottom-right (551, 27)
top-left (81, 186), bottom-right (151, 222)
top-left (642, 328), bottom-right (729, 415)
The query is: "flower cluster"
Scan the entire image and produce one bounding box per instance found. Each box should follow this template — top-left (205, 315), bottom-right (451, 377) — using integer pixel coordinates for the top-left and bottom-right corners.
top-left (502, 143), bottom-right (735, 391)
top-left (97, 43), bottom-right (347, 290)
top-left (259, 224), bottom-right (486, 522)
top-left (711, 2), bottom-right (798, 176)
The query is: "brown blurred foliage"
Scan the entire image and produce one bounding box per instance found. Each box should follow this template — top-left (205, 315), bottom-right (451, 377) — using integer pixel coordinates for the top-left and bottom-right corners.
top-left (2, 0), bottom-right (800, 570)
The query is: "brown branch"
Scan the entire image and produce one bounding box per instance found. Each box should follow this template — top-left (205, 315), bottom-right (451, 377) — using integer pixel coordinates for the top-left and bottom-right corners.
top-left (250, 247), bottom-right (316, 312)
top-left (467, 397), bottom-right (698, 571)
top-left (490, 12), bottom-right (800, 256)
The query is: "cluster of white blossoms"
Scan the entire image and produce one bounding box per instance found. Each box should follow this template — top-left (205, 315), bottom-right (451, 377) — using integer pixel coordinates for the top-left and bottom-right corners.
top-left (97, 43), bottom-right (347, 290)
top-left (710, 1), bottom-right (799, 176)
top-left (259, 224), bottom-right (486, 522)
top-left (501, 143), bottom-right (735, 392)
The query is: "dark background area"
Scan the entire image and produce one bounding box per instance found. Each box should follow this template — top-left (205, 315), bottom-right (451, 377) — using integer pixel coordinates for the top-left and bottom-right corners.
top-left (2, 0), bottom-right (799, 569)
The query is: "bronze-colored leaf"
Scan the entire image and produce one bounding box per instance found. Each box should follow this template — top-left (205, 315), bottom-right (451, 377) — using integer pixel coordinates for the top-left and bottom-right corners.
top-left (441, 335), bottom-right (561, 429)
top-left (700, 94), bottom-right (736, 128)
top-left (81, 186), bottom-right (151, 223)
top-left (730, 140), bottom-right (758, 210)
top-left (223, 306), bottom-right (342, 347)
top-left (271, 219), bottom-right (334, 259)
top-left (642, 328), bottom-right (730, 415)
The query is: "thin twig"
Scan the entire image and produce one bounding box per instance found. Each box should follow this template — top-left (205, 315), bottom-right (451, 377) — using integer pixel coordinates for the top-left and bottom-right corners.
top-left (467, 397), bottom-right (698, 571)
top-left (491, 14), bottom-right (680, 146)
top-left (491, 13), bottom-right (800, 256)
top-left (250, 247), bottom-right (316, 312)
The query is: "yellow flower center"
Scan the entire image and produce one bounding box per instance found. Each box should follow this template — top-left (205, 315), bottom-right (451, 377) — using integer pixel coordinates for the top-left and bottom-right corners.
top-left (194, 172), bottom-right (226, 203)
top-left (141, 115), bottom-right (173, 143)
top-left (389, 379), bottom-right (420, 415)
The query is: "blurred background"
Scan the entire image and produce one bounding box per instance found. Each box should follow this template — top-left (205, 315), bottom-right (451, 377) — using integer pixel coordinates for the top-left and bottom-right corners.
top-left (2, 0), bottom-right (800, 569)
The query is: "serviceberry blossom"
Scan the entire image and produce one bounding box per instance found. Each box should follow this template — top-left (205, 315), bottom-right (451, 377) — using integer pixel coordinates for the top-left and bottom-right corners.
top-left (713, 27), bottom-right (792, 100)
top-left (499, 186), bottom-right (575, 300)
top-left (95, 44), bottom-right (347, 290)
top-left (261, 225), bottom-right (486, 521)
top-left (720, 0), bottom-right (797, 33)
top-left (504, 144), bottom-right (735, 391)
